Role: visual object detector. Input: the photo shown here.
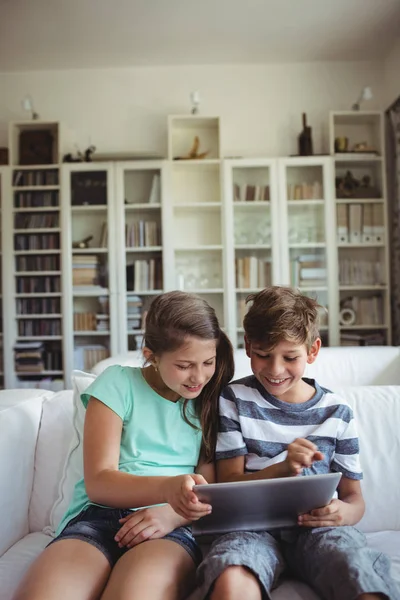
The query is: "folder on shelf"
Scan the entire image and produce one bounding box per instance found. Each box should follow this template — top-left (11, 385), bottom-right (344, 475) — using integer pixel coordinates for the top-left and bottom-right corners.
top-left (336, 204), bottom-right (348, 243)
top-left (372, 203), bottom-right (385, 244)
top-left (361, 204), bottom-right (373, 243)
top-left (348, 203), bottom-right (362, 244)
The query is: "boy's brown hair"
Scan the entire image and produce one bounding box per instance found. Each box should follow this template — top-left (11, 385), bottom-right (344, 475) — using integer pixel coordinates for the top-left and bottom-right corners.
top-left (243, 286), bottom-right (322, 351)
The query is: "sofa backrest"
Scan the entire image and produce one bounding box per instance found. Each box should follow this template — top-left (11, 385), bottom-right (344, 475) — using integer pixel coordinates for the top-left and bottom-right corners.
top-left (91, 347), bottom-right (400, 389)
top-left (31, 380), bottom-right (400, 535)
top-left (0, 390), bottom-right (50, 555)
top-left (334, 386), bottom-right (400, 533)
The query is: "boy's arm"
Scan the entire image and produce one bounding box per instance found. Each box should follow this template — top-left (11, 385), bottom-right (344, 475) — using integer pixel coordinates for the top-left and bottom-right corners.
top-left (217, 437), bottom-right (324, 483)
top-left (298, 476), bottom-right (365, 528)
top-left (217, 455), bottom-right (291, 482)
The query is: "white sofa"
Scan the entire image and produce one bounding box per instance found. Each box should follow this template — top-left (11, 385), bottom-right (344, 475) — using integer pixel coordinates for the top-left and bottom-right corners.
top-left (1, 346), bottom-right (400, 600)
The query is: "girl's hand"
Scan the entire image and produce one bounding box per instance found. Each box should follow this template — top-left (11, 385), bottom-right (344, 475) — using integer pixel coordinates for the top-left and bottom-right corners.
top-left (285, 438), bottom-right (324, 475)
top-left (298, 498), bottom-right (347, 528)
top-left (163, 473), bottom-right (212, 520)
top-left (114, 505), bottom-right (185, 549)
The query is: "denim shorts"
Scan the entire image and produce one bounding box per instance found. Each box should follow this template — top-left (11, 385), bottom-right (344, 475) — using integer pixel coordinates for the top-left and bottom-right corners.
top-left (49, 505), bottom-right (203, 567)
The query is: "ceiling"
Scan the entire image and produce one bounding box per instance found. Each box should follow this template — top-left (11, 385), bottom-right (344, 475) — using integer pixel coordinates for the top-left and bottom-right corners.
top-left (1, 0), bottom-right (400, 71)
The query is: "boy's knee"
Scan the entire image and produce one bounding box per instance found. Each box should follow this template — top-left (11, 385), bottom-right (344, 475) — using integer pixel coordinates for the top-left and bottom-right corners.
top-left (210, 566), bottom-right (262, 600)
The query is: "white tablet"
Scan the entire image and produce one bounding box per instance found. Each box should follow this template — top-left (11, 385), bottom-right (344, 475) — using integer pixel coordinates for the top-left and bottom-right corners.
top-left (192, 472), bottom-right (342, 537)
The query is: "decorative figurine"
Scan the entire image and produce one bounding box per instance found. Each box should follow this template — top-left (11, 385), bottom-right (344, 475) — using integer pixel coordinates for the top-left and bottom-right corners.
top-left (72, 235), bottom-right (93, 249)
top-left (174, 135), bottom-right (209, 160)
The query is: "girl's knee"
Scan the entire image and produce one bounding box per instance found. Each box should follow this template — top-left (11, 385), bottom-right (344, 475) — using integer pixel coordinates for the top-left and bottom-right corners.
top-left (210, 566), bottom-right (262, 600)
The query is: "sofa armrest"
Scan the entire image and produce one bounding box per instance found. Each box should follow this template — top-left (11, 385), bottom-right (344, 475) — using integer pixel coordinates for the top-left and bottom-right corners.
top-left (0, 391), bottom-right (49, 557)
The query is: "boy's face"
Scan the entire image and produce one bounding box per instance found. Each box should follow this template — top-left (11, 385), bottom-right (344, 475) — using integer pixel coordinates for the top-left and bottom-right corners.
top-left (245, 337), bottom-right (321, 404)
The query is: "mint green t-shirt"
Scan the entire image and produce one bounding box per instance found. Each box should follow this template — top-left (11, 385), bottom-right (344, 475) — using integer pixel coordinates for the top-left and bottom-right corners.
top-left (56, 365), bottom-right (202, 535)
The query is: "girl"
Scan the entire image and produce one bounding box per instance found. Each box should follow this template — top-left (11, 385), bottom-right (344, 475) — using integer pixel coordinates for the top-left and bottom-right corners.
top-left (14, 291), bottom-right (234, 600)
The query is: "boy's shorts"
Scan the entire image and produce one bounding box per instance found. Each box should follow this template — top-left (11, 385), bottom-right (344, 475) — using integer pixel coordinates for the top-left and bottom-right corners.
top-left (195, 527), bottom-right (400, 600)
top-left (49, 505), bottom-right (202, 567)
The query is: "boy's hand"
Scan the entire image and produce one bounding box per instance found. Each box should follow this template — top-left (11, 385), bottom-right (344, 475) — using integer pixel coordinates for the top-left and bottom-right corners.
top-left (114, 505), bottom-right (185, 549)
top-left (285, 438), bottom-right (324, 475)
top-left (298, 498), bottom-right (347, 528)
top-left (162, 474), bottom-right (212, 520)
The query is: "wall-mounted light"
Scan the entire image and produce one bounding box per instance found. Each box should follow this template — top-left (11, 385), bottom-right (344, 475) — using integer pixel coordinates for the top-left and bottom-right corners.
top-left (190, 91), bottom-right (201, 115)
top-left (21, 95), bottom-right (40, 120)
top-left (352, 86), bottom-right (373, 111)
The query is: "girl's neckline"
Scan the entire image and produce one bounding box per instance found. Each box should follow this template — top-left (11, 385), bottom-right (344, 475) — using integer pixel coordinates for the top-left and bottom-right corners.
top-left (140, 366), bottom-right (182, 404)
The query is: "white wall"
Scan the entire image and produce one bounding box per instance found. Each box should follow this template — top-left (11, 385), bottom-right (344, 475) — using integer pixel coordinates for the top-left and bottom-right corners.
top-left (0, 61), bottom-right (386, 159)
top-left (384, 38), bottom-right (400, 108)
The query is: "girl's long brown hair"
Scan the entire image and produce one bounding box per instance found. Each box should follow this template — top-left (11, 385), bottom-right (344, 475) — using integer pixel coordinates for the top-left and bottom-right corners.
top-left (144, 291), bottom-right (234, 461)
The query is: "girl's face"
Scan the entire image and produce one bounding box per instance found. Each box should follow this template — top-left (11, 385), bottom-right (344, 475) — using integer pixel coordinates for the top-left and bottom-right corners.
top-left (154, 336), bottom-right (217, 401)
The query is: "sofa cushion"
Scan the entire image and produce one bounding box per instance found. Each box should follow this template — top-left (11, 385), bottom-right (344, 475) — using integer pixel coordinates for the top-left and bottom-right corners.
top-left (0, 394), bottom-right (45, 557)
top-left (305, 346), bottom-right (400, 388)
top-left (48, 371), bottom-right (95, 535)
top-left (0, 532), bottom-right (51, 600)
top-left (29, 390), bottom-right (74, 533)
top-left (334, 386), bottom-right (400, 533)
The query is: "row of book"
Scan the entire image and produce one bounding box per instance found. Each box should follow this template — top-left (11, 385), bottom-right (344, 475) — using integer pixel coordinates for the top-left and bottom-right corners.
top-left (14, 213), bottom-right (59, 229)
top-left (126, 259), bottom-right (163, 292)
top-left (14, 191), bottom-right (59, 208)
top-left (337, 203), bottom-right (384, 244)
top-left (16, 255), bottom-right (60, 272)
top-left (340, 332), bottom-right (386, 346)
top-left (17, 297), bottom-right (61, 314)
top-left (14, 233), bottom-right (60, 251)
top-left (72, 255), bottom-right (99, 286)
top-left (287, 181), bottom-right (323, 201)
top-left (339, 259), bottom-right (385, 286)
top-left (18, 319), bottom-right (61, 337)
top-left (125, 220), bottom-right (161, 247)
top-left (73, 344), bottom-right (109, 371)
top-left (233, 183), bottom-right (270, 202)
top-left (73, 312), bottom-right (110, 332)
top-left (127, 295), bottom-right (143, 331)
top-left (290, 255), bottom-right (326, 288)
top-left (14, 341), bottom-right (62, 373)
top-left (235, 257), bottom-right (272, 289)
top-left (16, 276), bottom-right (61, 294)
top-left (13, 169), bottom-right (59, 187)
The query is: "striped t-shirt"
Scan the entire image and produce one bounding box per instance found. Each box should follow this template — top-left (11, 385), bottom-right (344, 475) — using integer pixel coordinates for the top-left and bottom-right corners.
top-left (216, 376), bottom-right (362, 480)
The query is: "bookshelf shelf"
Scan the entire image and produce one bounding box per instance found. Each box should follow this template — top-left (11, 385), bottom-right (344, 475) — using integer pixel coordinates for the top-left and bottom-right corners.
top-left (125, 246), bottom-right (162, 253)
top-left (125, 203), bottom-right (161, 211)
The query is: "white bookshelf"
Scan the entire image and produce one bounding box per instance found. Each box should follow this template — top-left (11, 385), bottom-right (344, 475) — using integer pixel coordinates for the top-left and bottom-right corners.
top-left (278, 156), bottom-right (338, 346)
top-left (114, 160), bottom-right (167, 354)
top-left (0, 113), bottom-right (392, 391)
top-left (3, 121), bottom-right (65, 390)
top-left (330, 111), bottom-right (391, 346)
top-left (222, 158), bottom-right (280, 348)
top-left (61, 162), bottom-right (119, 384)
top-left (165, 116), bottom-right (227, 329)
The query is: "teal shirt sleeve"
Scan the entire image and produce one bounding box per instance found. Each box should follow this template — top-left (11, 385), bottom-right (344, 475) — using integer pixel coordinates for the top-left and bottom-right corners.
top-left (81, 365), bottom-right (133, 422)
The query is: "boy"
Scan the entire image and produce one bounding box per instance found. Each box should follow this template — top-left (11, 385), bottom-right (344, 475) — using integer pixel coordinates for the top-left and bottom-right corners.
top-left (194, 287), bottom-right (399, 600)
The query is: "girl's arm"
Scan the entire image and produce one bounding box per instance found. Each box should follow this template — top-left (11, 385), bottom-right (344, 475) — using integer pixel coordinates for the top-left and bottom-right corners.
top-left (83, 397), bottom-right (211, 520)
